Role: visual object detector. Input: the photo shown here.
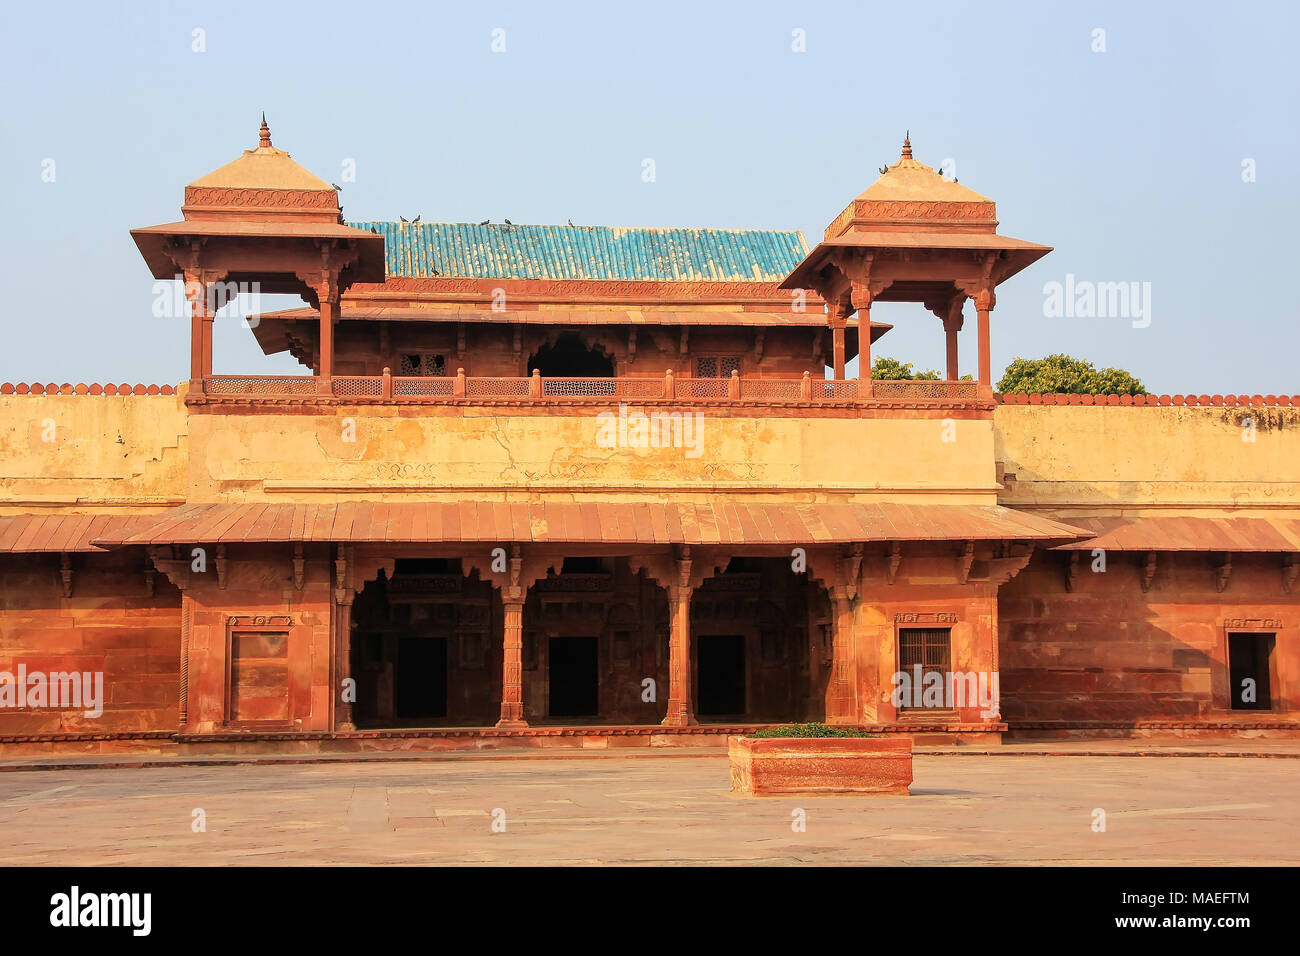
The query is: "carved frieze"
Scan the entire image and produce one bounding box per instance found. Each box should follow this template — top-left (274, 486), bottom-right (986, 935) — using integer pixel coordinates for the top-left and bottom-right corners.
top-left (894, 612), bottom-right (959, 624)
top-left (1223, 618), bottom-right (1282, 629)
top-left (183, 186), bottom-right (338, 209)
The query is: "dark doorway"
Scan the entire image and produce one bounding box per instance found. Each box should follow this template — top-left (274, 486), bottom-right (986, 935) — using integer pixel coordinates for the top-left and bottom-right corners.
top-left (396, 637), bottom-right (447, 719)
top-left (1228, 633), bottom-right (1274, 711)
top-left (528, 334), bottom-right (614, 377)
top-left (697, 634), bottom-right (746, 717)
top-left (549, 637), bottom-right (599, 717)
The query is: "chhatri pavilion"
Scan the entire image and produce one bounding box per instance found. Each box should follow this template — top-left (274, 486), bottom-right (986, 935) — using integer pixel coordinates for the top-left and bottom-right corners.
top-left (0, 121), bottom-right (1296, 753)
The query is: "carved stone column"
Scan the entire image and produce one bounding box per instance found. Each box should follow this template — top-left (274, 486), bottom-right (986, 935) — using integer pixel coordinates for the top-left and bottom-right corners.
top-left (297, 243), bottom-right (357, 397)
top-left (182, 265), bottom-right (223, 394)
top-left (333, 544), bottom-right (356, 731)
top-left (827, 299), bottom-right (850, 382)
top-left (810, 545), bottom-right (863, 725)
top-left (662, 545), bottom-right (698, 727)
top-left (848, 286), bottom-right (873, 388)
top-left (826, 587), bottom-right (856, 723)
top-left (975, 288), bottom-right (994, 387)
top-left (943, 296), bottom-right (965, 381)
top-left (497, 595), bottom-right (527, 728)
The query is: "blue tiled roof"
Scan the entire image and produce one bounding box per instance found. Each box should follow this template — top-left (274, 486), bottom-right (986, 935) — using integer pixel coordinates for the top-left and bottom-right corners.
top-left (347, 221), bottom-right (808, 282)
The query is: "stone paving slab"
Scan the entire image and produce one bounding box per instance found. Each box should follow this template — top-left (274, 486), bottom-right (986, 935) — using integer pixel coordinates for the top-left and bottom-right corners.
top-left (1, 735), bottom-right (1298, 774)
top-left (0, 753), bottom-right (1296, 865)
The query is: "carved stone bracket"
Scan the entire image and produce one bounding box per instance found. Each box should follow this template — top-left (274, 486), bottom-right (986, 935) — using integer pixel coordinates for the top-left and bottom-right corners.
top-left (1283, 555), bottom-right (1298, 594)
top-left (1141, 551), bottom-right (1158, 593)
top-left (1216, 553), bottom-right (1233, 593)
top-left (988, 542), bottom-right (1034, 586)
top-left (630, 546), bottom-right (715, 593)
top-left (957, 540), bottom-right (975, 585)
top-left (215, 544), bottom-right (228, 590)
top-left (334, 544), bottom-right (350, 606)
top-left (886, 542), bottom-right (903, 586)
top-left (463, 544), bottom-right (553, 601)
top-left (292, 543), bottom-right (305, 591)
top-left (340, 546), bottom-right (394, 606)
top-left (839, 544), bottom-right (864, 601)
top-left (59, 552), bottom-right (73, 598)
top-left (148, 545), bottom-right (192, 590)
top-left (1064, 551), bottom-right (1079, 593)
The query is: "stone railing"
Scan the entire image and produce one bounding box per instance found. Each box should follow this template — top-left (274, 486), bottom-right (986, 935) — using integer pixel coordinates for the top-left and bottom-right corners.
top-left (996, 393), bottom-right (1300, 406)
top-left (193, 369), bottom-right (993, 406)
top-left (4, 382), bottom-right (1291, 407)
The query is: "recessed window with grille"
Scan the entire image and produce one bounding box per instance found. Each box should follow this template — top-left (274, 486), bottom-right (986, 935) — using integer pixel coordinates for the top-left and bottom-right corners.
top-left (459, 632), bottom-right (485, 669)
top-left (695, 356), bottom-right (741, 378)
top-left (399, 352), bottom-right (447, 376)
top-left (898, 627), bottom-right (952, 710)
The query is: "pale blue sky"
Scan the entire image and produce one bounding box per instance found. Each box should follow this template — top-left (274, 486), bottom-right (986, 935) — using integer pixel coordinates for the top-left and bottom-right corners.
top-left (2, 0), bottom-right (1296, 392)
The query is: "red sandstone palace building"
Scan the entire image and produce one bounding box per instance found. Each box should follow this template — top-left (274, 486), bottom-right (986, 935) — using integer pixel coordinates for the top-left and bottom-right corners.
top-left (1, 122), bottom-right (1296, 753)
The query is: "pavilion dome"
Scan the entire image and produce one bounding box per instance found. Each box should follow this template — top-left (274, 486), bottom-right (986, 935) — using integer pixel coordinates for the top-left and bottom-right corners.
top-left (826, 134), bottom-right (998, 239)
top-left (181, 116), bottom-right (340, 223)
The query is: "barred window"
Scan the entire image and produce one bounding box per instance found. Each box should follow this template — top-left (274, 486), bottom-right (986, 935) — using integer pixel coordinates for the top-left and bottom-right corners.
top-left (898, 627), bottom-right (952, 709)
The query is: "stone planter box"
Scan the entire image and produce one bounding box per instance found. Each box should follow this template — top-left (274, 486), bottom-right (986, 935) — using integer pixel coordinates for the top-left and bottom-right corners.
top-left (729, 735), bottom-right (912, 795)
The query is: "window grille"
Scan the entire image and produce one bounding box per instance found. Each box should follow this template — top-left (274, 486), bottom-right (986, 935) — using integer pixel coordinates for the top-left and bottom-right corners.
top-left (898, 627), bottom-right (952, 709)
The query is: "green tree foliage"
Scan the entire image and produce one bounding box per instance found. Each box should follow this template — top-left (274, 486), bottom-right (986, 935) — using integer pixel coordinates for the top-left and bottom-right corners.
top-left (871, 356), bottom-right (942, 381)
top-left (996, 354), bottom-right (1147, 395)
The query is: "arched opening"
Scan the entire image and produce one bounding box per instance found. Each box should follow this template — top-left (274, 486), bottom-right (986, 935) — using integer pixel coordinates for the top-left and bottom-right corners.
top-left (349, 558), bottom-right (502, 727)
top-left (527, 333), bottom-right (615, 377)
top-left (692, 556), bottom-right (831, 722)
top-left (522, 556), bottom-right (669, 724)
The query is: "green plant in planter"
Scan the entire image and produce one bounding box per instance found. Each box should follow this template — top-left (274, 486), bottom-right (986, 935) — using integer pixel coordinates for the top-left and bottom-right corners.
top-left (752, 722), bottom-right (879, 738)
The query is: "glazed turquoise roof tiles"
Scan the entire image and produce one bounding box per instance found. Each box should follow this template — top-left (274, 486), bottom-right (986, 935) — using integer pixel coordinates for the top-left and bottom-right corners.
top-left (346, 221), bottom-right (809, 282)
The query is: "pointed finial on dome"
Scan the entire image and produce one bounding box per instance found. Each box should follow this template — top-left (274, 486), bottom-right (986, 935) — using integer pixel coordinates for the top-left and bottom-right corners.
top-left (902, 130), bottom-right (912, 159)
top-left (259, 113), bottom-right (272, 149)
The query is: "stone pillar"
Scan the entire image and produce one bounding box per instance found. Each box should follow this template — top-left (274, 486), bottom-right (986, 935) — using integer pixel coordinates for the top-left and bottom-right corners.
top-left (495, 544), bottom-right (530, 728)
top-left (317, 287), bottom-right (338, 396)
top-left (333, 544), bottom-right (356, 731)
top-left (829, 312), bottom-right (848, 381)
top-left (850, 282), bottom-right (875, 394)
top-left (975, 289), bottom-right (994, 387)
top-left (661, 546), bottom-right (698, 727)
top-left (943, 297), bottom-right (964, 381)
top-left (184, 271), bottom-right (216, 393)
top-left (826, 587), bottom-right (858, 724)
top-left (818, 545), bottom-right (863, 725)
top-left (497, 597), bottom-right (527, 728)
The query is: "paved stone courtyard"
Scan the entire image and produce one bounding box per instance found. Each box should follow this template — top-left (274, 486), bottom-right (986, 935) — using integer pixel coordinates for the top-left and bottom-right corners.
top-left (1, 753), bottom-right (1296, 865)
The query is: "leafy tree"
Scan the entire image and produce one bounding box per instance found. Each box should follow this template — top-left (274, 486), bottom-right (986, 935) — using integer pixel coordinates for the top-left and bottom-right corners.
top-left (871, 356), bottom-right (943, 380)
top-left (996, 354), bottom-right (1147, 395)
